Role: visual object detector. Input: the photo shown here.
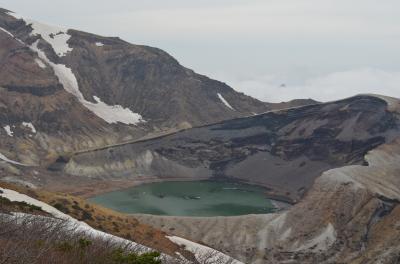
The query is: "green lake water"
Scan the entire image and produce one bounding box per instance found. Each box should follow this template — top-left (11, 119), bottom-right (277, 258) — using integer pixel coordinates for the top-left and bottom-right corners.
top-left (88, 181), bottom-right (275, 217)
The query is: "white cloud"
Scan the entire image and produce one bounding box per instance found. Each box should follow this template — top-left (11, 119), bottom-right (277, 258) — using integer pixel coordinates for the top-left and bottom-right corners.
top-left (3, 0), bottom-right (400, 102)
top-left (220, 68), bottom-right (400, 102)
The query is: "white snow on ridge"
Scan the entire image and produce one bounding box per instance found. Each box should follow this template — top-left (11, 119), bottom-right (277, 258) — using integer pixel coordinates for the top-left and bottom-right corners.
top-left (3, 125), bottom-right (13, 137)
top-left (31, 41), bottom-right (143, 125)
top-left (26, 19), bottom-right (72, 57)
top-left (95, 42), bottom-right (104, 47)
top-left (217, 93), bottom-right (235, 110)
top-left (0, 153), bottom-right (26, 166)
top-left (167, 236), bottom-right (244, 264)
top-left (22, 122), bottom-right (37, 133)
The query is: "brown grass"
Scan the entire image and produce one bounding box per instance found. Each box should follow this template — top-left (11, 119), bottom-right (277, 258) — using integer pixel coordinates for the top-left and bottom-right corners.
top-left (0, 182), bottom-right (196, 261)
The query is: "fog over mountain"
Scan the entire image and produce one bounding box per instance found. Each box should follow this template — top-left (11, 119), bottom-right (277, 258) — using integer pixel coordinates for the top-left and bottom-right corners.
top-left (3, 0), bottom-right (400, 102)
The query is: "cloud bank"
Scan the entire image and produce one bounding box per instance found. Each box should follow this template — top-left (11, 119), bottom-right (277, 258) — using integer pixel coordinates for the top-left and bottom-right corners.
top-left (219, 68), bottom-right (400, 102)
top-left (2, 0), bottom-right (400, 102)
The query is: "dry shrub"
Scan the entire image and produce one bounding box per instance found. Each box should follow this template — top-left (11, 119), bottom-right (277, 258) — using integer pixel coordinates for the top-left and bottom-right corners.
top-left (0, 213), bottom-right (237, 264)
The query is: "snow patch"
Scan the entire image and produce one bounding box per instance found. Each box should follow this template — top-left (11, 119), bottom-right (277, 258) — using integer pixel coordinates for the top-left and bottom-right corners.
top-left (0, 26), bottom-right (25, 45)
top-left (95, 42), bottom-right (104, 47)
top-left (0, 187), bottom-right (67, 218)
top-left (89, 96), bottom-right (143, 125)
top-left (217, 93), bottom-right (235, 110)
top-left (22, 122), bottom-right (37, 133)
top-left (0, 153), bottom-right (27, 166)
top-left (167, 236), bottom-right (243, 264)
top-left (3, 125), bottom-right (13, 137)
top-left (34, 58), bottom-right (46, 68)
top-left (31, 41), bottom-right (143, 125)
top-left (0, 188), bottom-right (152, 251)
top-left (31, 41), bottom-right (81, 98)
top-left (0, 26), bottom-right (14, 38)
top-left (26, 19), bottom-right (72, 57)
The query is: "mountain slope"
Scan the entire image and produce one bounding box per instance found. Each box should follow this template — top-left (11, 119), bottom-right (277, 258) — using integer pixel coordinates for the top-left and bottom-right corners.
top-left (59, 95), bottom-right (399, 202)
top-left (53, 94), bottom-right (400, 263)
top-left (0, 8), bottom-right (316, 167)
top-left (136, 137), bottom-right (400, 264)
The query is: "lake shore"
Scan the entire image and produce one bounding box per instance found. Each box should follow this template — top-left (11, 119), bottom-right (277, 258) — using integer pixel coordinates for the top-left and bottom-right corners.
top-left (88, 180), bottom-right (293, 217)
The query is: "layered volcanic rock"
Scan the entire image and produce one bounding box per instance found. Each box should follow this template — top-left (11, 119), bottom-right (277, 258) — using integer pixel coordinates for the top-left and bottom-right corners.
top-left (131, 96), bottom-right (400, 263)
top-left (59, 94), bottom-right (400, 263)
top-left (63, 95), bottom-right (399, 202)
top-left (136, 136), bottom-right (400, 264)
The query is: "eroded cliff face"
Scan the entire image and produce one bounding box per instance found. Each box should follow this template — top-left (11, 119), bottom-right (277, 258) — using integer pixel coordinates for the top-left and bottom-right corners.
top-left (63, 95), bottom-right (399, 202)
top-left (56, 95), bottom-right (400, 263)
top-left (135, 109), bottom-right (400, 264)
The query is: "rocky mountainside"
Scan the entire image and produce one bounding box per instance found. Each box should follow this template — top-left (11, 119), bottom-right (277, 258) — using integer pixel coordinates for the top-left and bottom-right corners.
top-left (137, 137), bottom-right (400, 264)
top-left (56, 94), bottom-right (400, 263)
top-left (61, 95), bottom-right (399, 201)
top-left (0, 8), bottom-right (316, 167)
top-left (2, 6), bottom-right (400, 264)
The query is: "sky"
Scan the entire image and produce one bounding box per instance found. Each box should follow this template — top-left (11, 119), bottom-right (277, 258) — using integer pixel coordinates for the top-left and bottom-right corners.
top-left (1, 0), bottom-right (400, 102)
